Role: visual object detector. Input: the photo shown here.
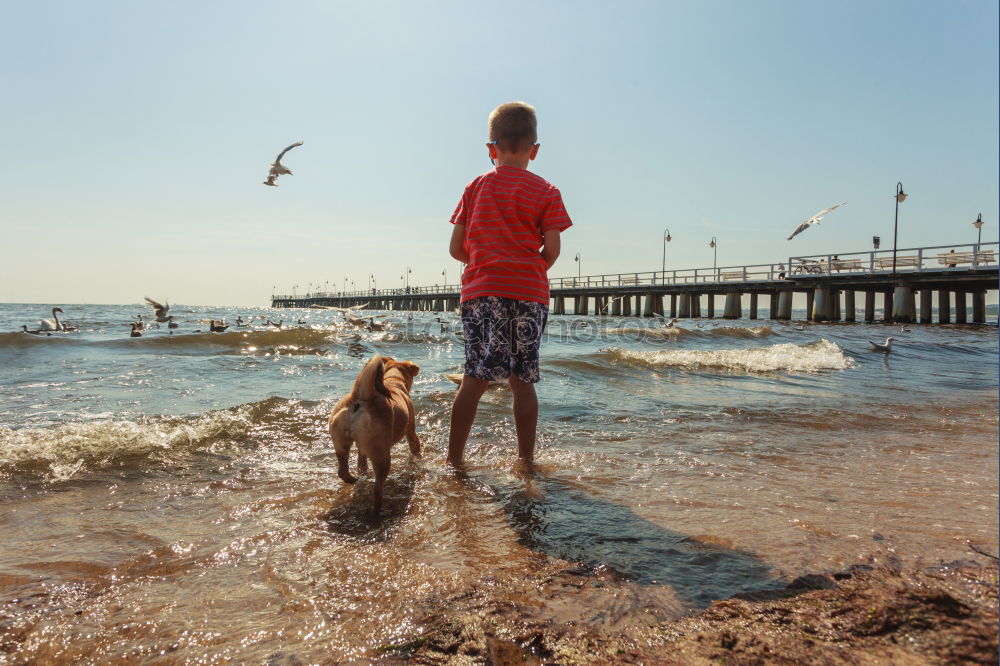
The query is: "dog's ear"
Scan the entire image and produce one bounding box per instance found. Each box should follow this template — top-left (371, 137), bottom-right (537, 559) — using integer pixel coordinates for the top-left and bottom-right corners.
top-left (397, 360), bottom-right (420, 377)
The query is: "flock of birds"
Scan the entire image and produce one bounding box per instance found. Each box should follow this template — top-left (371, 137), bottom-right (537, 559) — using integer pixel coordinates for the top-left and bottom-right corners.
top-left (19, 299), bottom-right (905, 352)
top-left (18, 299), bottom-right (404, 338)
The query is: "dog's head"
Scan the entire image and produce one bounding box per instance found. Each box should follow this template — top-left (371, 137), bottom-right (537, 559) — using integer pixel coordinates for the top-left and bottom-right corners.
top-left (382, 357), bottom-right (420, 390)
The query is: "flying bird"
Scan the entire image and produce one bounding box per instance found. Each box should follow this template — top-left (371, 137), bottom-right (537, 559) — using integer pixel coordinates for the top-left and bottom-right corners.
top-left (263, 141), bottom-right (303, 186)
top-left (786, 202), bottom-right (847, 241)
top-left (145, 297), bottom-right (171, 322)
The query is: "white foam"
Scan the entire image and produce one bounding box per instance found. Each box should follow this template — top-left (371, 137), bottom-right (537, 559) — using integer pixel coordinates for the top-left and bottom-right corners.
top-left (0, 409), bottom-right (255, 480)
top-left (602, 339), bottom-right (855, 373)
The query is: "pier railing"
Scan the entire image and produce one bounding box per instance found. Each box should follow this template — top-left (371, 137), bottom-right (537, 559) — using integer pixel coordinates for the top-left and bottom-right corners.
top-left (272, 241), bottom-right (998, 300)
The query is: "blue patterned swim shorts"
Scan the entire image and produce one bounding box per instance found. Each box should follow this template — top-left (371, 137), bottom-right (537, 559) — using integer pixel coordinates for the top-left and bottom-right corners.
top-left (461, 296), bottom-right (549, 383)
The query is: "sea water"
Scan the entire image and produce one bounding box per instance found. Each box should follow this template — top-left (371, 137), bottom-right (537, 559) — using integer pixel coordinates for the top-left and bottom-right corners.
top-left (0, 302), bottom-right (996, 661)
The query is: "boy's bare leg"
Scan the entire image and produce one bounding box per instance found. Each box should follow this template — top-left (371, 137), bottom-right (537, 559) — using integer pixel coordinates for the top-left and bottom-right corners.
top-left (447, 375), bottom-right (490, 467)
top-left (507, 374), bottom-right (538, 463)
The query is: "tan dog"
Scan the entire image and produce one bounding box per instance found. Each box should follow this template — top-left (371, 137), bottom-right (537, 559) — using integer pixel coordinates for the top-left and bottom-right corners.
top-left (328, 354), bottom-right (420, 514)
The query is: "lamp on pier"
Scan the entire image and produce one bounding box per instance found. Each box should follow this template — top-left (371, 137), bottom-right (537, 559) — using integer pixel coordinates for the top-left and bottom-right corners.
top-left (973, 213), bottom-right (984, 246)
top-left (892, 182), bottom-right (906, 274)
top-left (574, 252), bottom-right (581, 281)
top-left (661, 228), bottom-right (672, 281)
top-left (709, 236), bottom-right (717, 272)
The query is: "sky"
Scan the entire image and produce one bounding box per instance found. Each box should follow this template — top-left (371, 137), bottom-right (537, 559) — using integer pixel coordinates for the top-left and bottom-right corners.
top-left (1, 0), bottom-right (997, 306)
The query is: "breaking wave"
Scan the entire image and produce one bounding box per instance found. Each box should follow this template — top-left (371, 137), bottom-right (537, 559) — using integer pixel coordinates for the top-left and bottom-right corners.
top-left (601, 339), bottom-right (855, 373)
top-left (0, 397), bottom-right (307, 480)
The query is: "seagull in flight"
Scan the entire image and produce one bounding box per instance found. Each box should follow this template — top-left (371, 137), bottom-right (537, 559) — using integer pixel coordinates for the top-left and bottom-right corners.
top-left (145, 297), bottom-right (171, 322)
top-left (787, 202), bottom-right (847, 241)
top-left (264, 141), bottom-right (303, 186)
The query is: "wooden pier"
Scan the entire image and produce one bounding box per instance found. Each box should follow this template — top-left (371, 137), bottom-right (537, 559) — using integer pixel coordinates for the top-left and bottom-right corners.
top-left (272, 242), bottom-right (998, 324)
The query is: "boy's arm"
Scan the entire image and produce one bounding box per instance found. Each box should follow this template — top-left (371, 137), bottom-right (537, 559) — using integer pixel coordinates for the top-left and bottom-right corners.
top-left (540, 229), bottom-right (561, 270)
top-left (449, 223), bottom-right (470, 263)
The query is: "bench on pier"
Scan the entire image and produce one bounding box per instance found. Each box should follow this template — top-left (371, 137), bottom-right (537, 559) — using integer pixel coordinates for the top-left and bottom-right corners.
top-left (875, 255), bottom-right (920, 269)
top-left (721, 270), bottom-right (745, 280)
top-left (935, 251), bottom-right (996, 267)
top-left (620, 277), bottom-right (639, 285)
top-left (830, 258), bottom-right (863, 271)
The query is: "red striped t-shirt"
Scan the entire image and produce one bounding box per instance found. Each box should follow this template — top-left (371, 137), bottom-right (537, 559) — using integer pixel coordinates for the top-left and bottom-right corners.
top-left (450, 166), bottom-right (572, 304)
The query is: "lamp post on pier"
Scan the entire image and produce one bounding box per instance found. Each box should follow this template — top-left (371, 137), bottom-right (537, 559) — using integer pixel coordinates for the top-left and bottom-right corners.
top-left (574, 253), bottom-right (581, 283)
top-left (661, 228), bottom-right (672, 283)
top-left (709, 237), bottom-right (717, 275)
top-left (973, 213), bottom-right (984, 246)
top-left (892, 182), bottom-right (907, 275)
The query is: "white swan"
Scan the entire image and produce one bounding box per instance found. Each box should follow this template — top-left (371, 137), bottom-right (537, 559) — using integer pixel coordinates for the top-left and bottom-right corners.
top-left (39, 307), bottom-right (64, 331)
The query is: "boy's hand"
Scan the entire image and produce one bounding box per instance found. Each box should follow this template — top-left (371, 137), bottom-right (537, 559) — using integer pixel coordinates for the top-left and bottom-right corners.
top-left (540, 229), bottom-right (561, 269)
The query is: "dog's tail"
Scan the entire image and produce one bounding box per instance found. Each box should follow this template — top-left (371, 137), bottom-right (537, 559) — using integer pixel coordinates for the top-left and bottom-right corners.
top-left (354, 353), bottom-right (389, 402)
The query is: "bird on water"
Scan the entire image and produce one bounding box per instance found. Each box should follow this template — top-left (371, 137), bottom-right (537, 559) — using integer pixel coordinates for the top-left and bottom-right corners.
top-left (869, 337), bottom-right (896, 352)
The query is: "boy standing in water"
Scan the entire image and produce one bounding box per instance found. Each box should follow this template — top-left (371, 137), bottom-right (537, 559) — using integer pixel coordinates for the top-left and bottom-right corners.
top-left (447, 101), bottom-right (572, 468)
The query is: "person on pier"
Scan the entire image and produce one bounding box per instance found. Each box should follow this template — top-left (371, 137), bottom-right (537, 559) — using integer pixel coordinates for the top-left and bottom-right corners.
top-left (446, 101), bottom-right (572, 469)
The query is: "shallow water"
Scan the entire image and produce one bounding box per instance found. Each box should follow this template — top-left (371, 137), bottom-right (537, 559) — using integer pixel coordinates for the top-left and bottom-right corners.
top-left (1, 303), bottom-right (996, 662)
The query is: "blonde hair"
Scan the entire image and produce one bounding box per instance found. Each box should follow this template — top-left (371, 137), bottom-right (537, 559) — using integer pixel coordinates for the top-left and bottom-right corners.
top-left (488, 101), bottom-right (537, 153)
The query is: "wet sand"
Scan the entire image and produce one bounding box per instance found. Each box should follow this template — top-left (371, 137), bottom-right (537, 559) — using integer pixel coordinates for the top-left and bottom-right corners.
top-left (393, 557), bottom-right (999, 665)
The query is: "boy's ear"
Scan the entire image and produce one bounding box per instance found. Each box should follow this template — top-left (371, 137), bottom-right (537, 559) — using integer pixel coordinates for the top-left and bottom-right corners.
top-left (487, 143), bottom-right (498, 161)
top-left (529, 143), bottom-right (539, 160)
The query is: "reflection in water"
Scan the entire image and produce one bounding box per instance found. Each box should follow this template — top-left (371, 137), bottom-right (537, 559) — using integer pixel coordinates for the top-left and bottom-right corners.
top-left (324, 462), bottom-right (421, 538)
top-left (471, 473), bottom-right (781, 609)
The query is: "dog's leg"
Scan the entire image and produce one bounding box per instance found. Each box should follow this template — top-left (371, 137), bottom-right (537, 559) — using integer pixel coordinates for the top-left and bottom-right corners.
top-left (372, 458), bottom-right (389, 516)
top-left (357, 454), bottom-right (369, 475)
top-left (330, 424), bottom-right (357, 485)
top-left (405, 408), bottom-right (421, 458)
top-left (335, 446), bottom-right (357, 484)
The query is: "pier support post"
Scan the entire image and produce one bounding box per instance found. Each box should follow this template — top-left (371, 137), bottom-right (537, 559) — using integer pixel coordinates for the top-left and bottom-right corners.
top-left (843, 290), bottom-right (855, 322)
top-left (576, 295), bottom-right (588, 315)
top-left (642, 293), bottom-right (660, 317)
top-left (768, 292), bottom-right (777, 320)
top-left (812, 288), bottom-right (833, 322)
top-left (919, 290), bottom-right (932, 324)
top-left (553, 296), bottom-right (565, 315)
top-left (749, 293), bottom-right (758, 319)
top-left (832, 290), bottom-right (841, 321)
top-left (669, 294), bottom-right (677, 318)
top-left (691, 294), bottom-right (702, 318)
top-left (622, 295), bottom-right (631, 316)
top-left (777, 291), bottom-right (793, 320)
top-left (892, 285), bottom-right (915, 323)
top-left (938, 290), bottom-right (950, 324)
top-left (678, 293), bottom-right (691, 318)
top-left (724, 292), bottom-right (742, 319)
top-left (864, 291), bottom-right (875, 322)
top-left (706, 294), bottom-right (715, 318)
top-left (973, 290), bottom-right (986, 324)
top-left (611, 296), bottom-right (622, 316)
top-left (882, 290), bottom-right (894, 322)
top-left (954, 291), bottom-right (967, 324)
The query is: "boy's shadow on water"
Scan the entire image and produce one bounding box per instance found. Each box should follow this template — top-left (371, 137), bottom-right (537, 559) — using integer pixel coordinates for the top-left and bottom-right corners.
top-left (471, 473), bottom-right (783, 610)
top-left (323, 462), bottom-right (420, 539)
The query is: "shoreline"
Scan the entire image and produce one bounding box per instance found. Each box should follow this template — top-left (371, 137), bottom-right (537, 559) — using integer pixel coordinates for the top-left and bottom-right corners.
top-left (386, 556), bottom-right (999, 665)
